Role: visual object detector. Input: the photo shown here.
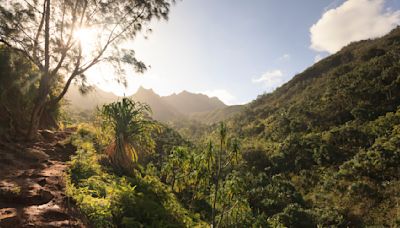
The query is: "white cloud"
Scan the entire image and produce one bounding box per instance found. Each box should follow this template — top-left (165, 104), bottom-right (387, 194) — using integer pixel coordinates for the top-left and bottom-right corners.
top-left (252, 70), bottom-right (284, 91)
top-left (278, 54), bottom-right (291, 61)
top-left (203, 89), bottom-right (236, 105)
top-left (310, 0), bottom-right (400, 54)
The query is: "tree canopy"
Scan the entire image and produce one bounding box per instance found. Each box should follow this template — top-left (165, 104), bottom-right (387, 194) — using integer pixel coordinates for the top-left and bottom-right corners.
top-left (0, 0), bottom-right (174, 139)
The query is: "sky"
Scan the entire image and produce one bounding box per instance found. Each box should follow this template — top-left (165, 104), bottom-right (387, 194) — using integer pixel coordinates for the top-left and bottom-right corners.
top-left (86, 0), bottom-right (400, 105)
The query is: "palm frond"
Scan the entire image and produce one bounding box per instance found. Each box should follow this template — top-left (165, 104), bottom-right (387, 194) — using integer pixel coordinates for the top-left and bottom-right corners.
top-left (101, 98), bottom-right (156, 174)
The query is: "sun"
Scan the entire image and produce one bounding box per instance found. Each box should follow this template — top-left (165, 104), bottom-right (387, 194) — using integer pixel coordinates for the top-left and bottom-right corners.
top-left (73, 27), bottom-right (148, 97)
top-left (73, 27), bottom-right (99, 54)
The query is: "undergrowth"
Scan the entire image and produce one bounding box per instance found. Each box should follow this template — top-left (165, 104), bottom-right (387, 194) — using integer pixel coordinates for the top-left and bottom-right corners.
top-left (65, 125), bottom-right (206, 227)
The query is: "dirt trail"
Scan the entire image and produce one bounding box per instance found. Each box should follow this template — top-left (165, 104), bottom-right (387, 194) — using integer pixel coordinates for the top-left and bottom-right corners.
top-left (0, 130), bottom-right (87, 227)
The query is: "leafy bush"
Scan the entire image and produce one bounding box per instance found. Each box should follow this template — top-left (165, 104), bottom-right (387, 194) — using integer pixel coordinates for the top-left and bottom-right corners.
top-left (100, 98), bottom-right (158, 175)
top-left (66, 127), bottom-right (205, 227)
top-left (267, 204), bottom-right (315, 228)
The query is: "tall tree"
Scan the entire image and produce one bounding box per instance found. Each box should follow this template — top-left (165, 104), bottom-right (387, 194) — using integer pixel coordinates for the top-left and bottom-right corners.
top-left (211, 122), bottom-right (227, 227)
top-left (0, 0), bottom-right (173, 139)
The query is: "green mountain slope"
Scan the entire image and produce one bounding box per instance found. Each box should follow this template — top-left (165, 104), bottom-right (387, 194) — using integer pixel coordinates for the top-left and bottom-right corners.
top-left (189, 105), bottom-right (243, 124)
top-left (228, 27), bottom-right (400, 226)
top-left (235, 27), bottom-right (400, 139)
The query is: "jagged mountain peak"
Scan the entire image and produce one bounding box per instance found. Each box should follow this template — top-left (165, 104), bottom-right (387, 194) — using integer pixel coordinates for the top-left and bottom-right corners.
top-left (65, 84), bottom-right (237, 123)
top-left (135, 86), bottom-right (159, 97)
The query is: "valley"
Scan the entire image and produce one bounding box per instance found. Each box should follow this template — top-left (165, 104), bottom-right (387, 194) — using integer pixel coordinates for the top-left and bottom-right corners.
top-left (66, 85), bottom-right (243, 125)
top-left (1, 1), bottom-right (400, 227)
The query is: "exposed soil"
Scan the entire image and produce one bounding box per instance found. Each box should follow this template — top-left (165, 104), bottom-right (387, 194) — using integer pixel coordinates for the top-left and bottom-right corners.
top-left (0, 130), bottom-right (88, 227)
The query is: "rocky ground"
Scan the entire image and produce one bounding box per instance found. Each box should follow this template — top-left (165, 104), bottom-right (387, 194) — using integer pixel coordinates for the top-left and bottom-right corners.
top-left (0, 130), bottom-right (88, 227)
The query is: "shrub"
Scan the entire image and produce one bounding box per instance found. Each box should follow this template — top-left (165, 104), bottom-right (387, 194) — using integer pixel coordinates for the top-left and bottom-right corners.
top-left (100, 98), bottom-right (157, 175)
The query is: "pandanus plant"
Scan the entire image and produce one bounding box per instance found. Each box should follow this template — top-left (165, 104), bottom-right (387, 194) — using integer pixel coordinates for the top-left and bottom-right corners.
top-left (101, 98), bottom-right (156, 174)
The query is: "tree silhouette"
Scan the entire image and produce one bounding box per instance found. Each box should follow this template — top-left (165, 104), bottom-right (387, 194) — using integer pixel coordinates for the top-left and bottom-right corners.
top-left (0, 0), bottom-right (173, 139)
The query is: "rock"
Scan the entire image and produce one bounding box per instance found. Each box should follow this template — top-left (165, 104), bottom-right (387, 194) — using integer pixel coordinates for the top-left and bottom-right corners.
top-left (37, 178), bottom-right (47, 187)
top-left (40, 189), bottom-right (54, 203)
top-left (39, 130), bottom-right (56, 141)
top-left (24, 148), bottom-right (49, 162)
top-left (55, 142), bottom-right (76, 154)
top-left (25, 189), bottom-right (54, 205)
top-left (42, 209), bottom-right (70, 221)
top-left (0, 208), bottom-right (20, 227)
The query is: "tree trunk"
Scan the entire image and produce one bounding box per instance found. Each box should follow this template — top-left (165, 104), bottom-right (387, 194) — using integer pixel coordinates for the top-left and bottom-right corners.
top-left (39, 103), bottom-right (59, 129)
top-left (171, 171), bottom-right (176, 192)
top-left (212, 146), bottom-right (222, 227)
top-left (26, 98), bottom-right (47, 140)
top-left (27, 0), bottom-right (51, 140)
top-left (212, 172), bottom-right (219, 228)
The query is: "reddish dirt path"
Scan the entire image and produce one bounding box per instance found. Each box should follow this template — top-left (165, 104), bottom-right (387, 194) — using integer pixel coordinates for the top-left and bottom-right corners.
top-left (0, 131), bottom-right (88, 227)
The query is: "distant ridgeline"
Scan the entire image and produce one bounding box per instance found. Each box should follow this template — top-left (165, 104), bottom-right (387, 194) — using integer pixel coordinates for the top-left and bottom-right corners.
top-left (225, 27), bottom-right (400, 226)
top-left (65, 86), bottom-right (243, 124)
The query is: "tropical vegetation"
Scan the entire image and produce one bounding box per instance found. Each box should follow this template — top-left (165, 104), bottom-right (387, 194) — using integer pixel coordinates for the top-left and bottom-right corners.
top-left (1, 1), bottom-right (400, 226)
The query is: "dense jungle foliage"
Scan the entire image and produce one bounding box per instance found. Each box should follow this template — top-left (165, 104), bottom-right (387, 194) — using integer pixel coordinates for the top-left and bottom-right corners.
top-left (0, 45), bottom-right (62, 138)
top-left (65, 28), bottom-right (400, 227)
top-left (1, 26), bottom-right (400, 228)
top-left (225, 27), bottom-right (400, 226)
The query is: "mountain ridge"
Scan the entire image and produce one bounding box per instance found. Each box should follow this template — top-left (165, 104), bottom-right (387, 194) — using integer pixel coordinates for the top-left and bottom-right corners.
top-left (65, 85), bottom-right (241, 123)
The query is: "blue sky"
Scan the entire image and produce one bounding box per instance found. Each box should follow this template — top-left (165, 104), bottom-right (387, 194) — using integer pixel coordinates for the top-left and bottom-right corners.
top-left (88, 0), bottom-right (400, 105)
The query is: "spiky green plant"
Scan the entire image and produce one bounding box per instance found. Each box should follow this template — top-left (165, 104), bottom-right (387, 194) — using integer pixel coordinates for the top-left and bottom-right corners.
top-left (101, 98), bottom-right (156, 174)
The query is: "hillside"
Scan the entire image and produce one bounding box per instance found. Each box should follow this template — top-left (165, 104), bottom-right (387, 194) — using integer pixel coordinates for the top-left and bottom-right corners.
top-left (64, 85), bottom-right (119, 112)
top-left (233, 27), bottom-right (400, 139)
top-left (227, 27), bottom-right (400, 226)
top-left (189, 105), bottom-right (243, 125)
top-left (65, 85), bottom-right (240, 124)
top-left (131, 87), bottom-right (182, 121)
top-left (163, 90), bottom-right (226, 115)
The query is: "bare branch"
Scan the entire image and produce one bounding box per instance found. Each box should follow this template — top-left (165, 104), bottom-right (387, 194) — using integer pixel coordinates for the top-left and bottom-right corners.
top-left (60, 0), bottom-right (66, 42)
top-left (50, 0), bottom-right (85, 77)
top-left (86, 0), bottom-right (100, 21)
top-left (43, 0), bottom-right (50, 73)
top-left (33, 0), bottom-right (46, 63)
top-left (22, 0), bottom-right (43, 14)
top-left (50, 42), bottom-right (82, 105)
top-left (78, 6), bottom-right (145, 74)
